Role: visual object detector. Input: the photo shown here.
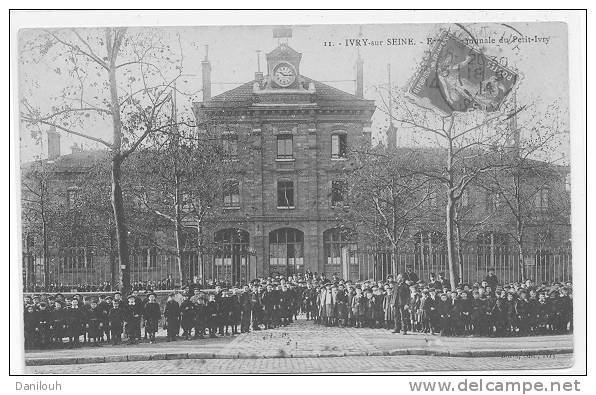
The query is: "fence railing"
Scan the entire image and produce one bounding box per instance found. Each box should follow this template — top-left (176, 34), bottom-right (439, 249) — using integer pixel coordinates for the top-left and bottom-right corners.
top-left (22, 248), bottom-right (571, 292)
top-left (346, 248), bottom-right (572, 285)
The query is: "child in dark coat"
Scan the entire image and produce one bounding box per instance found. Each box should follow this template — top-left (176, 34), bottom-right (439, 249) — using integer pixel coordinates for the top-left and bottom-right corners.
top-left (163, 293), bottom-right (181, 341)
top-left (107, 299), bottom-right (125, 345)
top-left (143, 293), bottom-right (161, 343)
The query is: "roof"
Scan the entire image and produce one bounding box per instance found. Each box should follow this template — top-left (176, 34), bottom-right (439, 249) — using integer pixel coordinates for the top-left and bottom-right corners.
top-left (207, 75), bottom-right (371, 104)
top-left (21, 150), bottom-right (110, 173)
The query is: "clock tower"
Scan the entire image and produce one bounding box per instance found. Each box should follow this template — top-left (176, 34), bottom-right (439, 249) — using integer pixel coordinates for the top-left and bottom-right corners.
top-left (266, 43), bottom-right (302, 89)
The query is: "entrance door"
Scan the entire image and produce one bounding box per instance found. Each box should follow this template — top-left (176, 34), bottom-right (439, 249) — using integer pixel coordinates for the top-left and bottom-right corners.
top-left (269, 228), bottom-right (304, 276)
top-left (214, 229), bottom-right (249, 285)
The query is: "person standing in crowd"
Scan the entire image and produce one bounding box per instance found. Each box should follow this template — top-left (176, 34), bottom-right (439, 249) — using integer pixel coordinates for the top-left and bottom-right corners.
top-left (85, 298), bottom-right (105, 347)
top-left (404, 264), bottom-right (419, 285)
top-left (390, 274), bottom-right (411, 335)
top-left (180, 293), bottom-right (196, 340)
top-left (163, 293), bottom-right (181, 341)
top-left (484, 269), bottom-right (499, 290)
top-left (125, 295), bottom-right (143, 345)
top-left (108, 299), bottom-right (125, 345)
top-left (143, 292), bottom-right (161, 344)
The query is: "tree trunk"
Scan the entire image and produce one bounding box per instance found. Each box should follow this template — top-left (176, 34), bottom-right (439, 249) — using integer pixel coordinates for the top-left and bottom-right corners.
top-left (196, 212), bottom-right (204, 285)
top-left (391, 242), bottom-right (398, 277)
top-left (517, 220), bottom-right (527, 281)
top-left (455, 218), bottom-right (464, 284)
top-left (446, 193), bottom-right (458, 290)
top-left (111, 157), bottom-right (130, 296)
top-left (445, 135), bottom-right (458, 290)
top-left (174, 172), bottom-right (185, 286)
top-left (106, 36), bottom-right (130, 296)
top-left (41, 209), bottom-right (50, 289)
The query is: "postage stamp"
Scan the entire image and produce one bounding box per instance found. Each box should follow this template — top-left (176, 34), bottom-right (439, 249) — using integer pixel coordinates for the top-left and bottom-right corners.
top-left (409, 30), bottom-right (520, 115)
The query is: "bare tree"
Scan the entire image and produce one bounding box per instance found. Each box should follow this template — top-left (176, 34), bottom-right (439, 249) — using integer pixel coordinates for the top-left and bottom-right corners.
top-left (20, 27), bottom-right (193, 294)
top-left (342, 145), bottom-right (441, 274)
top-left (381, 87), bottom-right (520, 289)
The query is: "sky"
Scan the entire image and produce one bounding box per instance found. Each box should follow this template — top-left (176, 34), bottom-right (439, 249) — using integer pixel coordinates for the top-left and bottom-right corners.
top-left (18, 22), bottom-right (569, 162)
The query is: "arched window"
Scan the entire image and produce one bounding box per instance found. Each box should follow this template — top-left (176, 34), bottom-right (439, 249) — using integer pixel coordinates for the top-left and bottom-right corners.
top-left (269, 228), bottom-right (304, 276)
top-left (323, 228), bottom-right (357, 279)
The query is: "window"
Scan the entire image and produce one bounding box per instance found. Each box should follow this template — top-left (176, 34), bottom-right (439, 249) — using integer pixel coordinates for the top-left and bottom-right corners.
top-left (181, 192), bottom-right (192, 212)
top-left (323, 228), bottom-right (357, 266)
top-left (426, 190), bottom-right (438, 209)
top-left (331, 133), bottom-right (347, 159)
top-left (269, 228), bottom-right (304, 275)
top-left (485, 191), bottom-right (500, 212)
top-left (277, 180), bottom-right (295, 208)
top-left (461, 189), bottom-right (470, 207)
top-left (222, 134), bottom-right (238, 159)
top-left (534, 188), bottom-right (549, 211)
top-left (223, 180), bottom-right (240, 208)
top-left (277, 134), bottom-right (293, 159)
top-left (331, 180), bottom-right (347, 207)
top-left (67, 187), bottom-right (80, 209)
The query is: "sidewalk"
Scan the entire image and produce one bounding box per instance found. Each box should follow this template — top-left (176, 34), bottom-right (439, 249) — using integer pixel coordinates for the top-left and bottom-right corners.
top-left (24, 320), bottom-right (573, 366)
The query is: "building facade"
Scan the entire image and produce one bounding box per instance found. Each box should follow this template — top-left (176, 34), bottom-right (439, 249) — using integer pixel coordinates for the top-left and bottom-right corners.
top-left (194, 42), bottom-right (376, 282)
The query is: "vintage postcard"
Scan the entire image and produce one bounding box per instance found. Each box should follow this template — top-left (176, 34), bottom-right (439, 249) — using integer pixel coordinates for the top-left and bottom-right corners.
top-left (11, 12), bottom-right (584, 378)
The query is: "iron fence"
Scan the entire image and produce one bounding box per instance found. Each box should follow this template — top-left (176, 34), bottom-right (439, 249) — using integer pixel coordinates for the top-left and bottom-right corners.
top-left (22, 247), bottom-right (571, 292)
top-left (346, 247), bottom-right (572, 285)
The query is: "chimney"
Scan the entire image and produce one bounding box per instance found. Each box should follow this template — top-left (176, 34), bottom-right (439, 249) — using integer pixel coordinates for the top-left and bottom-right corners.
top-left (201, 45), bottom-right (211, 102)
top-left (254, 50), bottom-right (263, 85)
top-left (71, 142), bottom-right (84, 154)
top-left (47, 127), bottom-right (61, 160)
top-left (355, 51), bottom-right (364, 99)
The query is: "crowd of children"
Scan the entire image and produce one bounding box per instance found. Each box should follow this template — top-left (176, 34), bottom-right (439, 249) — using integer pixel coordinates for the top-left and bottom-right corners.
top-left (309, 270), bottom-right (573, 337)
top-left (23, 269), bottom-right (573, 349)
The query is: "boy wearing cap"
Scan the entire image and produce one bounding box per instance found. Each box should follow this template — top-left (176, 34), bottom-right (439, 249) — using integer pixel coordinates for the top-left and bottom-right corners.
top-left (125, 295), bottom-right (142, 344)
top-left (437, 293), bottom-right (452, 336)
top-left (85, 299), bottom-right (105, 347)
top-left (180, 293), bottom-right (196, 340)
top-left (49, 300), bottom-right (67, 347)
top-left (143, 292), bottom-right (161, 343)
top-left (66, 298), bottom-right (85, 348)
top-left (164, 293), bottom-right (181, 341)
top-left (194, 294), bottom-right (207, 339)
top-left (351, 286), bottom-right (365, 328)
top-left (206, 293), bottom-right (219, 338)
top-left (108, 299), bottom-right (125, 345)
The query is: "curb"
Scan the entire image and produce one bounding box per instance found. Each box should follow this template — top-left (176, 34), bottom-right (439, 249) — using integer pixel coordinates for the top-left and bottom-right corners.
top-left (25, 347), bottom-right (573, 366)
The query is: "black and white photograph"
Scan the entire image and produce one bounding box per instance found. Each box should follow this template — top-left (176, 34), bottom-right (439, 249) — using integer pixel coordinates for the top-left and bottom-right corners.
top-left (9, 9), bottom-right (587, 378)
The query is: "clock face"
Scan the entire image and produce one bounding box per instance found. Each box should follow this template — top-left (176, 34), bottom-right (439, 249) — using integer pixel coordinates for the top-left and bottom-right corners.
top-left (273, 63), bottom-right (296, 87)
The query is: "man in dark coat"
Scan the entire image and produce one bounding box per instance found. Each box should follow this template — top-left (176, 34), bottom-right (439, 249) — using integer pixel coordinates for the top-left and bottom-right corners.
top-left (403, 265), bottom-right (419, 285)
top-left (484, 269), bottom-right (499, 290)
top-left (163, 293), bottom-right (180, 341)
top-left (390, 274), bottom-right (411, 335)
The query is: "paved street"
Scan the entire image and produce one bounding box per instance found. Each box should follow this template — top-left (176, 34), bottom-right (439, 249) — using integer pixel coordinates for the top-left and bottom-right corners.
top-left (25, 318), bottom-right (573, 364)
top-left (27, 354), bottom-right (574, 374)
